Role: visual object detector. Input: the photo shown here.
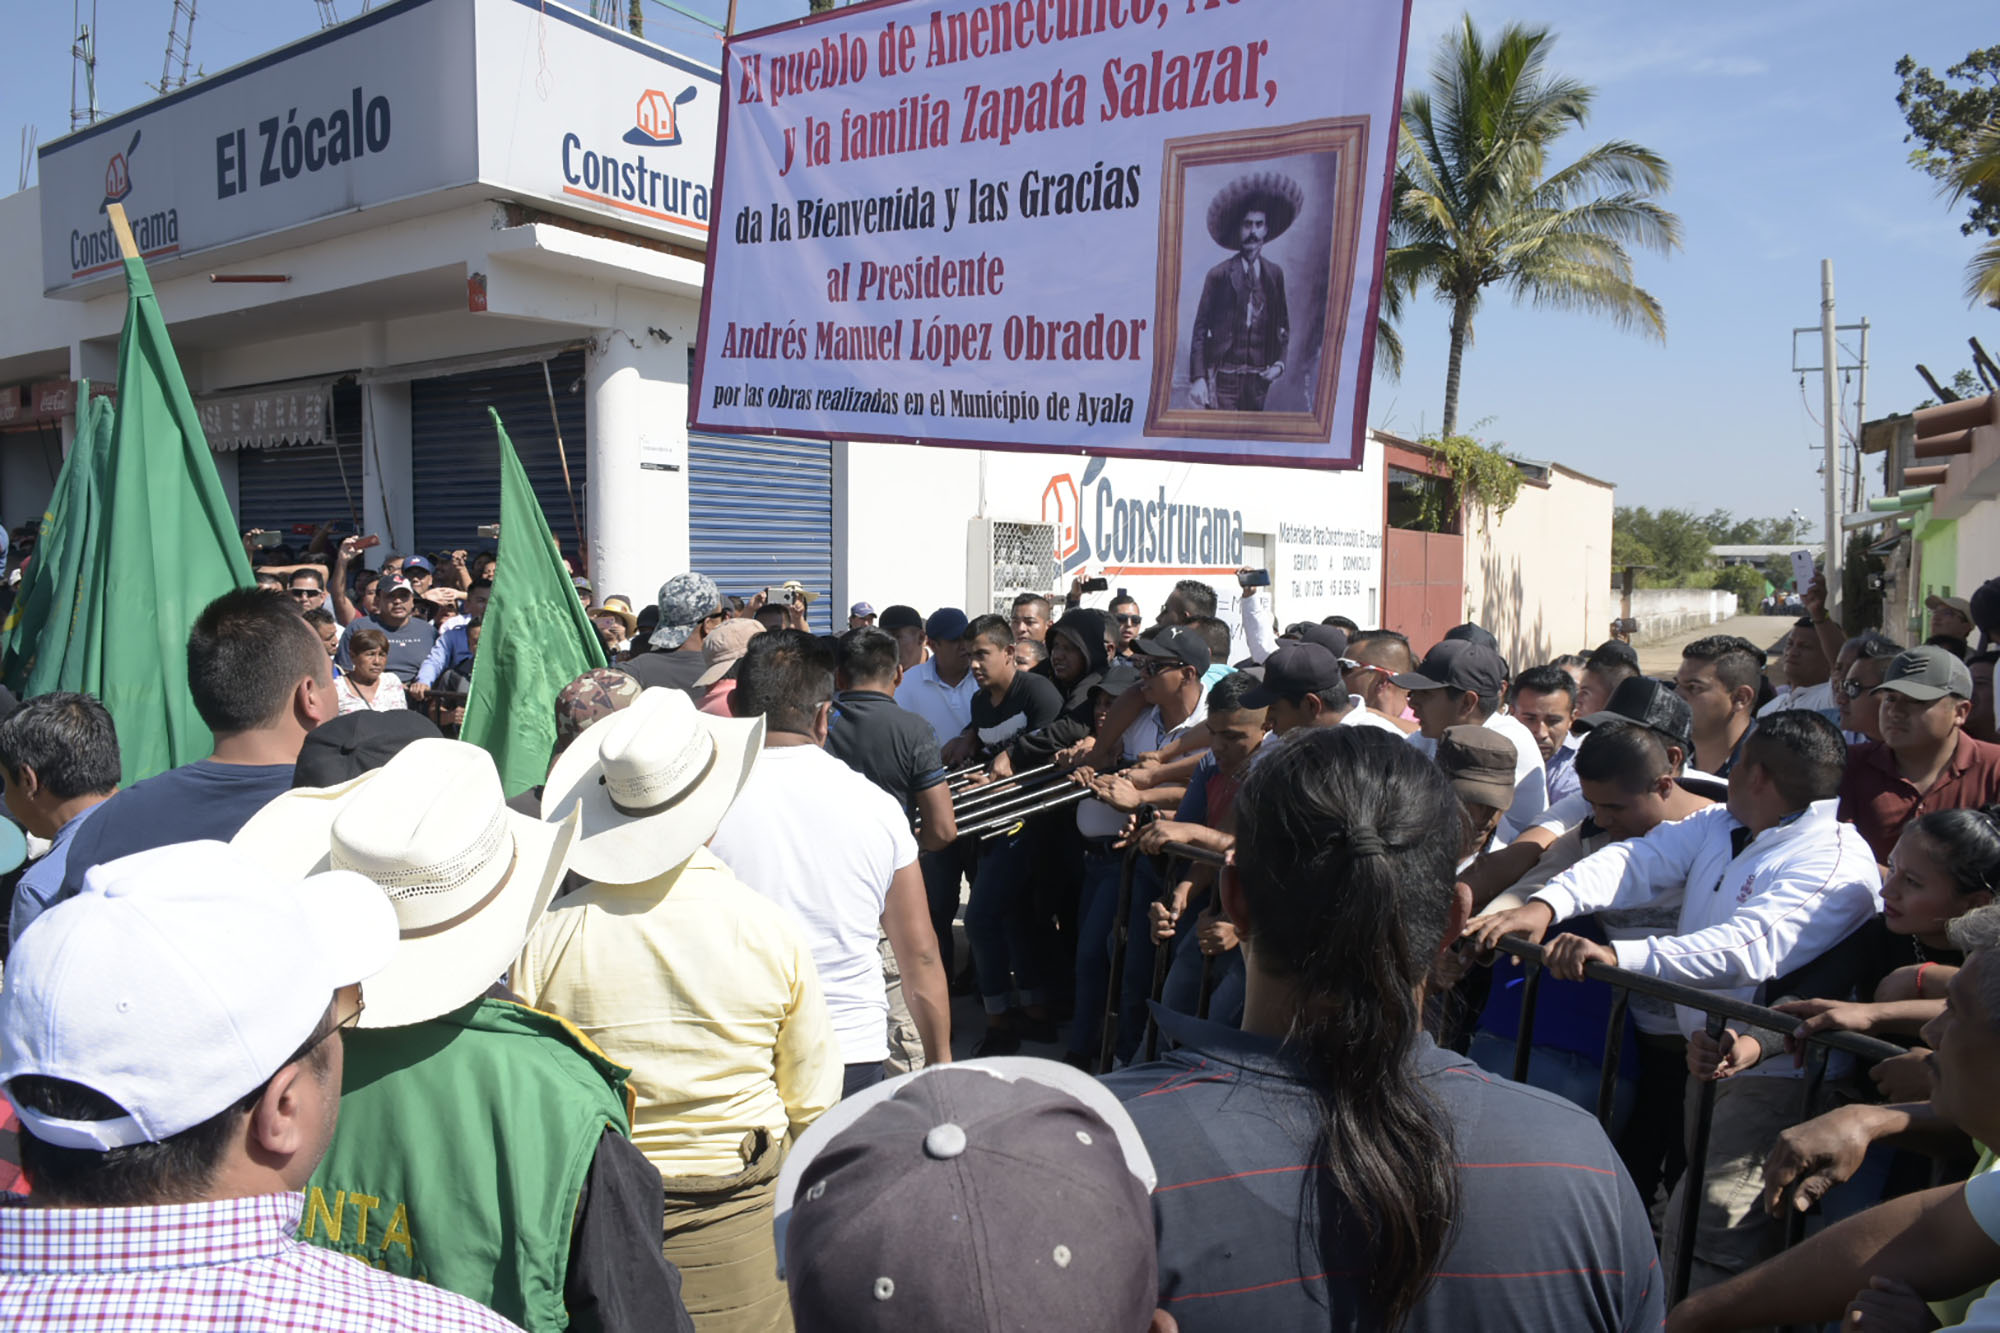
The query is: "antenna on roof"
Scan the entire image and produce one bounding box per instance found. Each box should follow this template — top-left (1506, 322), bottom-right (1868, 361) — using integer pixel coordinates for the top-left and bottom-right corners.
top-left (70, 0), bottom-right (101, 131)
top-left (153, 0), bottom-right (198, 94)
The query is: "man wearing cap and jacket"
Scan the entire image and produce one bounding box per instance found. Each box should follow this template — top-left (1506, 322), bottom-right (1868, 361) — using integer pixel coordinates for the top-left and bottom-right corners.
top-left (527, 684), bottom-right (842, 1333)
top-left (1838, 645), bottom-right (2000, 865)
top-left (337, 574), bottom-right (437, 684)
top-left (1394, 639), bottom-right (1548, 843)
top-left (627, 573), bottom-right (726, 699)
top-left (234, 739), bottom-right (691, 1333)
top-left (0, 840), bottom-right (522, 1332)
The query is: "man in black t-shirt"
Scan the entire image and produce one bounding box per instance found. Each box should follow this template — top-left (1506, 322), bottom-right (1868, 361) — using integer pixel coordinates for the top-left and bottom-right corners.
top-left (624, 572), bottom-right (723, 699)
top-left (956, 615), bottom-right (1063, 1056)
top-left (827, 629), bottom-right (957, 852)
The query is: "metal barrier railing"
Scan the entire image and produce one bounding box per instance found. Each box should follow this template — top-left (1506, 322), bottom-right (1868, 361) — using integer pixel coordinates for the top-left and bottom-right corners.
top-left (1103, 840), bottom-right (1913, 1312)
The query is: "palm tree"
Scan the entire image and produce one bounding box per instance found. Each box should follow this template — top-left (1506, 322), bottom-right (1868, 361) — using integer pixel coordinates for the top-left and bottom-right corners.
top-left (1392, 16), bottom-right (1682, 437)
top-left (1950, 117), bottom-right (2000, 308)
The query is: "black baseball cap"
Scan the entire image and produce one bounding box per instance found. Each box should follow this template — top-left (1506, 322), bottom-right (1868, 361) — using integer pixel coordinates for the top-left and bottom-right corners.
top-left (1392, 641), bottom-right (1506, 697)
top-left (1279, 622), bottom-right (1349, 659)
top-left (879, 604), bottom-right (924, 633)
top-left (924, 607), bottom-right (969, 640)
top-left (1243, 643), bottom-right (1345, 708)
top-left (1573, 675), bottom-right (1694, 756)
top-left (1444, 622), bottom-right (1499, 651)
top-left (293, 710), bottom-right (443, 788)
top-left (1589, 639), bottom-right (1640, 671)
top-left (1133, 626), bottom-right (1212, 676)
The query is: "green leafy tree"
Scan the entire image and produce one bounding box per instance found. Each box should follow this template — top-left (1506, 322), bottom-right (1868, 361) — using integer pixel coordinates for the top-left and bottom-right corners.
top-left (1391, 16), bottom-right (1682, 437)
top-left (1949, 118), bottom-right (2000, 307)
top-left (1712, 563), bottom-right (1768, 611)
top-left (1896, 47), bottom-right (2000, 239)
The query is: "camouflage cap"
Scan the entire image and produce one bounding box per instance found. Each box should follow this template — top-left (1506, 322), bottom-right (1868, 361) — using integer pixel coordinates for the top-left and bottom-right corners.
top-left (651, 572), bottom-right (721, 649)
top-left (554, 668), bottom-right (643, 748)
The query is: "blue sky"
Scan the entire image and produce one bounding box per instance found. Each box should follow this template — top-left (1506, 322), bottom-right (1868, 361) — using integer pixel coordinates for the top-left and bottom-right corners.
top-left (5, 0), bottom-right (1994, 528)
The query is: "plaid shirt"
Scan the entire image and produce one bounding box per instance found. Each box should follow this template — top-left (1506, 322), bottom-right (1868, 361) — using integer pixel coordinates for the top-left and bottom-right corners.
top-left (0, 1191), bottom-right (522, 1330)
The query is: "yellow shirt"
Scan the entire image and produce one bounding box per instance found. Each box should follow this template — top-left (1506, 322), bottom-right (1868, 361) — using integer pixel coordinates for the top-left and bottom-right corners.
top-left (513, 848), bottom-right (841, 1177)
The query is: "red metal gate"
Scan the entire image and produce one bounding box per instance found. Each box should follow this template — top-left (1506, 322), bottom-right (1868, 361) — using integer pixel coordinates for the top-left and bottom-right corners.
top-left (1384, 528), bottom-right (1463, 650)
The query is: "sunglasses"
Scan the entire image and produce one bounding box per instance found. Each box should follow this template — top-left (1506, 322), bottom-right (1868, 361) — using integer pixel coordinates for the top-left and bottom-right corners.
top-left (1137, 660), bottom-right (1187, 677)
top-left (1115, 614), bottom-right (1144, 625)
top-left (1838, 680), bottom-right (1868, 699)
top-left (290, 989), bottom-right (366, 1064)
top-left (288, 588), bottom-right (322, 599)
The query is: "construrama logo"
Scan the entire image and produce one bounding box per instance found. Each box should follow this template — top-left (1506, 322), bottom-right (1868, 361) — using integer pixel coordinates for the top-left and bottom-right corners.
top-left (72, 127), bottom-right (179, 278)
top-left (624, 87), bottom-right (699, 147)
top-left (1041, 458), bottom-right (1245, 575)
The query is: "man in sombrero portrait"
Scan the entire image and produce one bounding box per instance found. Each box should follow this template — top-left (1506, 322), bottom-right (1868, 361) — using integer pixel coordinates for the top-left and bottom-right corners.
top-left (1187, 171), bottom-right (1304, 412)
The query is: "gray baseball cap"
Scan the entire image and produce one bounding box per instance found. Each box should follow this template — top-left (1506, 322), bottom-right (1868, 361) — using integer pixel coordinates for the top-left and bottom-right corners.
top-left (1437, 725), bottom-right (1518, 811)
top-left (1873, 645), bottom-right (1974, 702)
top-left (775, 1059), bottom-right (1159, 1333)
top-left (649, 572), bottom-right (721, 650)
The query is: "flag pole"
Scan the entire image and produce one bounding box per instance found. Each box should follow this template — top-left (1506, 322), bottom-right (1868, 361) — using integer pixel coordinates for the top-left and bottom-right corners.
top-left (106, 202), bottom-right (138, 259)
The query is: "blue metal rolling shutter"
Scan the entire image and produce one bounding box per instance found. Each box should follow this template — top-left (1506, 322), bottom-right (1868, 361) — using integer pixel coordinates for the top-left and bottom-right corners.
top-left (409, 351), bottom-right (588, 558)
top-left (688, 432), bottom-right (833, 633)
top-left (233, 383), bottom-right (365, 535)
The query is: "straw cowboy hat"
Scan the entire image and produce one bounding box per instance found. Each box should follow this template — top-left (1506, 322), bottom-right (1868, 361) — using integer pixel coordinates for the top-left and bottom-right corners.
top-left (1205, 171), bottom-right (1305, 248)
top-left (232, 737), bottom-right (579, 1029)
top-left (540, 685), bottom-right (765, 884)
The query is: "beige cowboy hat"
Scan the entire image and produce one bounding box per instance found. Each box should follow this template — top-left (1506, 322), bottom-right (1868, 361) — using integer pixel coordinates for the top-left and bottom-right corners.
top-left (540, 686), bottom-right (765, 885)
top-left (595, 595), bottom-right (640, 637)
top-left (1205, 171), bottom-right (1304, 248)
top-left (231, 737), bottom-right (579, 1029)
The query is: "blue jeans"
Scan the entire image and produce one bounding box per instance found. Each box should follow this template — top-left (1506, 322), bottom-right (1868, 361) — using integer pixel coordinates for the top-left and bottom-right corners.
top-left (1162, 923), bottom-right (1245, 1027)
top-left (919, 841), bottom-right (976, 976)
top-left (1116, 860), bottom-right (1178, 1063)
top-left (1068, 850), bottom-right (1123, 1058)
top-left (965, 825), bottom-right (1043, 1015)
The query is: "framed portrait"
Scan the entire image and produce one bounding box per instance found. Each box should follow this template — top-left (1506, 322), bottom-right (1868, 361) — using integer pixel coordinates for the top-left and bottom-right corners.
top-left (1144, 117), bottom-right (1370, 444)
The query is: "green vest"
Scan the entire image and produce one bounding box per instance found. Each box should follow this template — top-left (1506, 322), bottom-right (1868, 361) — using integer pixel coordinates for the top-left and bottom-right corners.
top-left (302, 997), bottom-right (634, 1332)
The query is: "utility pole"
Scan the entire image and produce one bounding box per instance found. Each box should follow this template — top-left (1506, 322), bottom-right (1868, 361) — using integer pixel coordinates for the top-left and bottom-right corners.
top-left (1853, 317), bottom-right (1870, 512)
top-left (1819, 260), bottom-right (1842, 617)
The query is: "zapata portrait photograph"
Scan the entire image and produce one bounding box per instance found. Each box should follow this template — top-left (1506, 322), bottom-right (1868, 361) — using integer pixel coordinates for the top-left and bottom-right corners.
top-left (1146, 119), bottom-right (1369, 445)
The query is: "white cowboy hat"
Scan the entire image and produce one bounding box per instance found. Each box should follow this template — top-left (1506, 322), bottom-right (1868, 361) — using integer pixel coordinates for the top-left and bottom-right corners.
top-left (540, 686), bottom-right (765, 885)
top-left (231, 737), bottom-right (579, 1029)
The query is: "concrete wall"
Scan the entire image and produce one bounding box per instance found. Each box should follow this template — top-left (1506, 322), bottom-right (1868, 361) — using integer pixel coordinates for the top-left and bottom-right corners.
top-left (1461, 466), bottom-right (1614, 668)
top-left (1624, 588), bottom-right (1740, 643)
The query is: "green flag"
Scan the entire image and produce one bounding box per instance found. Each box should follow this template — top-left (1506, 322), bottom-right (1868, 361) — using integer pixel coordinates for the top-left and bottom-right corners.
top-left (5, 257), bottom-right (253, 783)
top-left (460, 408), bottom-right (605, 797)
top-left (4, 382), bottom-right (115, 698)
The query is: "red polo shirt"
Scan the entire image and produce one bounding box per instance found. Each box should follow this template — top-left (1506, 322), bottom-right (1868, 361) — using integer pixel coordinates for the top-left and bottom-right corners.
top-left (1838, 730), bottom-right (2000, 863)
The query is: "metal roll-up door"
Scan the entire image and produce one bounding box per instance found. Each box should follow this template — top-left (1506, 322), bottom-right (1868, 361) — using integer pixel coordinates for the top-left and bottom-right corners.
top-left (410, 351), bottom-right (587, 558)
top-left (234, 383), bottom-right (365, 536)
top-left (689, 432), bottom-right (833, 633)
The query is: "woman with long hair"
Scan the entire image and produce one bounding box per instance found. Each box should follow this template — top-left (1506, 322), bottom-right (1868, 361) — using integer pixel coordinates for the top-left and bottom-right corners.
top-left (1103, 727), bottom-right (1660, 1329)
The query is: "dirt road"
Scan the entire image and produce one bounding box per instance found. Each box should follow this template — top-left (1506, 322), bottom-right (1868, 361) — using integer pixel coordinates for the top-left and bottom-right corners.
top-left (1633, 613), bottom-right (1791, 676)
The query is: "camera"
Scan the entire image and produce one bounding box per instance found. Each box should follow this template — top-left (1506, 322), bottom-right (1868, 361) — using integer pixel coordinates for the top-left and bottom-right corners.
top-left (764, 585), bottom-right (796, 607)
top-left (1239, 568), bottom-right (1272, 587)
top-left (1081, 576), bottom-right (1109, 593)
top-left (477, 524), bottom-right (501, 540)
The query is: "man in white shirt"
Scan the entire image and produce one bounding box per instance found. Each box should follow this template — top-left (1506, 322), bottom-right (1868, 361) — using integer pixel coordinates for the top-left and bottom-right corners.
top-left (711, 630), bottom-right (952, 1096)
top-left (1758, 616), bottom-right (1838, 721)
top-left (1394, 640), bottom-right (1548, 842)
top-left (895, 608), bottom-right (977, 751)
top-left (1469, 710), bottom-right (1881, 1299)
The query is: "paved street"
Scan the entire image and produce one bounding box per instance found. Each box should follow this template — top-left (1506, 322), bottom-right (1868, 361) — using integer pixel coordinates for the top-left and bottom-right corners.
top-left (1634, 613), bottom-right (1791, 676)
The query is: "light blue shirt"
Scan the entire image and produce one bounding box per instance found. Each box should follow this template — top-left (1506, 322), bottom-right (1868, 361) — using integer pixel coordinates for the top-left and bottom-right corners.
top-left (10, 801), bottom-right (106, 945)
top-left (416, 619), bottom-right (474, 687)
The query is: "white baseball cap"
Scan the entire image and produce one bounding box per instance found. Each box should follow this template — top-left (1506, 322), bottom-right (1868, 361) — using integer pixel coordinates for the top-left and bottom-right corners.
top-left (0, 840), bottom-right (397, 1150)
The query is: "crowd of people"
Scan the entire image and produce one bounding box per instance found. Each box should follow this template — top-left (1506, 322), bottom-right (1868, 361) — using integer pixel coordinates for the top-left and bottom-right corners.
top-left (6, 536), bottom-right (2000, 1332)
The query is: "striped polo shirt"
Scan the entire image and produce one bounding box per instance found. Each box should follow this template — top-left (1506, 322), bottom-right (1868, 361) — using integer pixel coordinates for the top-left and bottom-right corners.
top-left (1102, 1010), bottom-right (1662, 1331)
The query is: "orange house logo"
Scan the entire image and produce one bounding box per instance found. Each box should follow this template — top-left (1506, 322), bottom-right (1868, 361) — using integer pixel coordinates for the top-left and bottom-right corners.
top-left (1042, 473), bottom-right (1083, 568)
top-left (623, 88), bottom-right (699, 147)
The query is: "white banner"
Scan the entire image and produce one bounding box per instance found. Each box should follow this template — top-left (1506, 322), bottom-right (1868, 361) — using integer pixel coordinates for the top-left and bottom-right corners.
top-left (692, 0), bottom-right (1412, 470)
top-left (198, 384), bottom-right (332, 451)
